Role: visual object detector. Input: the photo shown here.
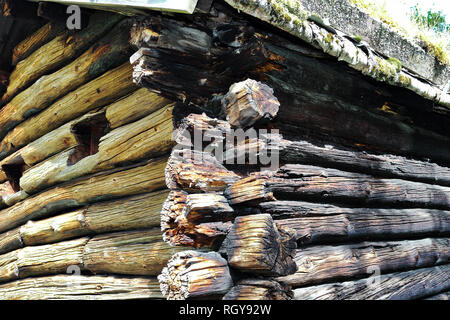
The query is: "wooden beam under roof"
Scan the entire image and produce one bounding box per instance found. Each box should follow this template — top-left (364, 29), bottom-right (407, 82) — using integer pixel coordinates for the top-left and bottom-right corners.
top-left (27, 0), bottom-right (199, 14)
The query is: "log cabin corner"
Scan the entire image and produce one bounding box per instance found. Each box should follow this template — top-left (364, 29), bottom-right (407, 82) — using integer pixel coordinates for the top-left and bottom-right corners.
top-left (0, 0), bottom-right (449, 300)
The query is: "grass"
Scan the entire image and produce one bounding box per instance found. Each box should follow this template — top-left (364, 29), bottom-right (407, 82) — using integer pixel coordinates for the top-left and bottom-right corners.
top-left (349, 0), bottom-right (450, 65)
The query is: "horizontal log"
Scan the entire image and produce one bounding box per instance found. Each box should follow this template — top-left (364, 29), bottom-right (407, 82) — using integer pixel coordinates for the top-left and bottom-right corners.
top-left (225, 164), bottom-right (450, 209)
top-left (20, 104), bottom-right (174, 193)
top-left (0, 62), bottom-right (137, 161)
top-left (278, 238), bottom-right (450, 288)
top-left (11, 22), bottom-right (66, 66)
top-left (4, 11), bottom-right (122, 102)
top-left (0, 156), bottom-right (167, 234)
top-left (83, 229), bottom-right (186, 276)
top-left (0, 18), bottom-right (133, 142)
top-left (106, 88), bottom-right (173, 129)
top-left (166, 149), bottom-right (240, 192)
top-left (222, 214), bottom-right (297, 276)
top-left (0, 274), bottom-right (162, 300)
top-left (293, 265), bottom-right (450, 300)
top-left (424, 291), bottom-right (449, 300)
top-left (273, 205), bottom-right (449, 244)
top-left (0, 237), bottom-right (88, 283)
top-left (158, 251), bottom-right (233, 300)
top-left (220, 79), bottom-right (279, 128)
top-left (161, 190), bottom-right (234, 247)
top-left (223, 279), bottom-right (293, 300)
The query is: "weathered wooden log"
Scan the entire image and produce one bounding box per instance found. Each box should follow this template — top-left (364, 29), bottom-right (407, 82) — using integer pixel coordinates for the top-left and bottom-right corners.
top-left (0, 237), bottom-right (88, 283)
top-left (0, 62), bottom-right (138, 161)
top-left (2, 190), bottom-right (29, 207)
top-left (0, 18), bottom-right (133, 141)
top-left (20, 104), bottom-right (174, 193)
top-left (11, 22), bottom-right (66, 66)
top-left (161, 190), bottom-right (234, 247)
top-left (130, 16), bottom-right (273, 108)
top-left (106, 88), bottom-right (173, 129)
top-left (278, 238), bottom-right (450, 288)
top-left (293, 265), bottom-right (450, 300)
top-left (0, 156), bottom-right (167, 234)
top-left (223, 279), bottom-right (293, 300)
top-left (83, 229), bottom-right (186, 276)
top-left (220, 79), bottom-right (280, 128)
top-left (225, 174), bottom-right (275, 205)
top-left (0, 190), bottom-right (168, 255)
top-left (226, 164), bottom-right (450, 209)
top-left (424, 291), bottom-right (449, 300)
top-left (166, 149), bottom-right (240, 192)
top-left (0, 274), bottom-right (163, 300)
top-left (273, 205), bottom-right (449, 244)
top-left (3, 11), bottom-right (122, 103)
top-left (222, 214), bottom-right (297, 276)
top-left (158, 251), bottom-right (233, 300)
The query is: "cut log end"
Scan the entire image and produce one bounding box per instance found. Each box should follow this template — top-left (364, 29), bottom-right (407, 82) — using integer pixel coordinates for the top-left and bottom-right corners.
top-left (158, 251), bottom-right (233, 300)
top-left (223, 214), bottom-right (297, 277)
top-left (221, 79), bottom-right (280, 128)
top-left (223, 279), bottom-right (293, 300)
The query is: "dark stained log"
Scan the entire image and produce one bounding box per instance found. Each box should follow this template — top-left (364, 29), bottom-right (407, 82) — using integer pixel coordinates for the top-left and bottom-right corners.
top-left (83, 229), bottom-right (186, 276)
top-left (0, 0), bottom-right (39, 19)
top-left (0, 274), bottom-right (163, 300)
top-left (222, 214), bottom-right (297, 276)
top-left (161, 190), bottom-right (234, 248)
top-left (158, 250), bottom-right (233, 300)
top-left (226, 164), bottom-right (450, 209)
top-left (274, 206), bottom-right (450, 245)
top-left (0, 18), bottom-right (132, 141)
top-left (220, 79), bottom-right (280, 128)
top-left (293, 265), bottom-right (450, 300)
top-left (166, 149), bottom-right (240, 192)
top-left (0, 63), bottom-right (137, 162)
top-left (177, 112), bottom-right (450, 187)
top-left (37, 1), bottom-right (89, 27)
top-left (277, 138), bottom-right (450, 187)
top-left (278, 238), bottom-right (450, 288)
top-left (223, 278), bottom-right (293, 300)
top-left (130, 16), bottom-right (273, 108)
top-left (424, 291), bottom-right (449, 300)
top-left (0, 228), bottom-right (22, 255)
top-left (0, 157), bottom-right (167, 234)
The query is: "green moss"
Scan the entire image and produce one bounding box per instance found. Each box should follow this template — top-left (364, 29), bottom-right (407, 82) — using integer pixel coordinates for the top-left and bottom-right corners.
top-left (386, 57), bottom-right (402, 72)
top-left (324, 32), bottom-right (334, 44)
top-left (373, 57), bottom-right (399, 82)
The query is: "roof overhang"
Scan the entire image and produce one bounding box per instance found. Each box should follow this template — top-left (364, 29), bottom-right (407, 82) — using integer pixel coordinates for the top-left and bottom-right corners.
top-left (26, 0), bottom-right (199, 14)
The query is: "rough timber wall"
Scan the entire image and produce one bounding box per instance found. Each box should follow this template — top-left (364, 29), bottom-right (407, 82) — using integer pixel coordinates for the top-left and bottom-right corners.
top-left (0, 0), bottom-right (449, 301)
top-left (130, 1), bottom-right (450, 300)
top-left (0, 7), bottom-right (185, 300)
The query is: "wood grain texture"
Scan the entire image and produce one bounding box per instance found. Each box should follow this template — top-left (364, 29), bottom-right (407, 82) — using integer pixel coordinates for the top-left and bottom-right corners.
top-left (222, 214), bottom-right (297, 276)
top-left (293, 265), bottom-right (450, 300)
top-left (4, 12), bottom-right (123, 102)
top-left (221, 79), bottom-right (279, 128)
top-left (0, 18), bottom-right (132, 142)
top-left (275, 206), bottom-right (450, 244)
top-left (158, 250), bottom-right (233, 300)
top-left (161, 190), bottom-right (234, 247)
top-left (83, 229), bottom-right (186, 276)
top-left (0, 274), bottom-right (162, 300)
top-left (0, 62), bottom-right (137, 161)
top-left (11, 21), bottom-right (66, 66)
top-left (424, 291), bottom-right (449, 300)
top-left (223, 279), bottom-right (293, 300)
top-left (278, 238), bottom-right (450, 287)
top-left (20, 104), bottom-right (174, 193)
top-left (0, 157), bottom-right (167, 234)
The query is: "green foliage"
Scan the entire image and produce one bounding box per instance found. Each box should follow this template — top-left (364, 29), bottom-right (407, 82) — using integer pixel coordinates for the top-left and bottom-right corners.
top-left (410, 5), bottom-right (450, 34)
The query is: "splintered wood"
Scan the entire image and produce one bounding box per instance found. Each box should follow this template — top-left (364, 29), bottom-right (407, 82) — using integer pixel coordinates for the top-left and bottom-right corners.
top-left (158, 251), bottom-right (233, 300)
top-left (223, 214), bottom-right (297, 277)
top-left (221, 79), bottom-right (280, 128)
